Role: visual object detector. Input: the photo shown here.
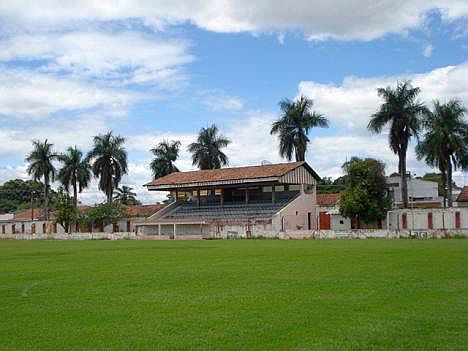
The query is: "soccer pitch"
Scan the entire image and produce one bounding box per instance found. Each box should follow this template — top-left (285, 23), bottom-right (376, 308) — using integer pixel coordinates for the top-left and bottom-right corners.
top-left (1, 239), bottom-right (467, 350)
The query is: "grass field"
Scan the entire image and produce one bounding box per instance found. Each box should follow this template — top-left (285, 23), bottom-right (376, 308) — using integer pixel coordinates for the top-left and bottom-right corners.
top-left (1, 239), bottom-right (467, 350)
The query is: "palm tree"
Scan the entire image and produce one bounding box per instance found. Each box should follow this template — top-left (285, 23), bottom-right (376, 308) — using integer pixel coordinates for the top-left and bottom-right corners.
top-left (113, 186), bottom-right (140, 205)
top-left (416, 100), bottom-right (468, 207)
top-left (270, 95), bottom-right (329, 162)
top-left (150, 140), bottom-right (180, 179)
top-left (188, 124), bottom-right (231, 169)
top-left (87, 131), bottom-right (128, 203)
top-left (58, 146), bottom-right (91, 207)
top-left (25, 139), bottom-right (59, 220)
top-left (368, 81), bottom-right (427, 208)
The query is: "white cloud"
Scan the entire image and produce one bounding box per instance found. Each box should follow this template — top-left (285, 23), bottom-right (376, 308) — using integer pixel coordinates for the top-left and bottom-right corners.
top-left (0, 31), bottom-right (194, 87)
top-left (199, 90), bottom-right (244, 111)
top-left (298, 60), bottom-right (468, 131)
top-left (0, 1), bottom-right (467, 41)
top-left (423, 43), bottom-right (433, 57)
top-left (0, 68), bottom-right (138, 118)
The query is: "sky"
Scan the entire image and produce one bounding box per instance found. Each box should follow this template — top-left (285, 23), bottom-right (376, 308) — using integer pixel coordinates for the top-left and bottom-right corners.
top-left (0, 1), bottom-right (467, 204)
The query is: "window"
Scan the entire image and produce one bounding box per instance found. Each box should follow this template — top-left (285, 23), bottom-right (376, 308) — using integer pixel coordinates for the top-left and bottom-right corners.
top-left (275, 185), bottom-right (285, 192)
top-left (199, 189), bottom-right (208, 196)
top-left (262, 186), bottom-right (273, 193)
top-left (289, 184), bottom-right (301, 191)
top-left (339, 220), bottom-right (344, 224)
top-left (1, 225), bottom-right (4, 234)
top-left (295, 211), bottom-right (299, 215)
top-left (214, 189), bottom-right (222, 195)
top-left (21, 224), bottom-right (25, 233)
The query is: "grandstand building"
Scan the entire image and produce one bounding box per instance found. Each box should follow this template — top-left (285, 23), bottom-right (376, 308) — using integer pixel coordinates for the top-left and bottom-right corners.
top-left (140, 162), bottom-right (320, 239)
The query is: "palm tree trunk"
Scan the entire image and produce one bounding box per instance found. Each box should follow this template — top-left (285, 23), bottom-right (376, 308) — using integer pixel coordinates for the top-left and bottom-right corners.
top-left (73, 179), bottom-right (78, 208)
top-left (399, 151), bottom-right (409, 208)
top-left (295, 145), bottom-right (305, 162)
top-left (441, 170), bottom-right (447, 208)
top-left (44, 174), bottom-right (49, 221)
top-left (447, 160), bottom-right (453, 207)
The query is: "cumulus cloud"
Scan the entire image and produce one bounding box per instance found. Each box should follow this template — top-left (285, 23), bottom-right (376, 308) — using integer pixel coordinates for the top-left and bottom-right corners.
top-left (0, 31), bottom-right (193, 87)
top-left (0, 68), bottom-right (139, 118)
top-left (298, 60), bottom-right (468, 131)
top-left (0, 1), bottom-right (467, 41)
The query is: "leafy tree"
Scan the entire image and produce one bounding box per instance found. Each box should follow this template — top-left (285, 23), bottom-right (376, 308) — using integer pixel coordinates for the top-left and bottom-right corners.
top-left (25, 139), bottom-right (59, 220)
top-left (54, 191), bottom-right (78, 233)
top-left (188, 124), bottom-right (231, 169)
top-left (368, 81), bottom-right (427, 208)
top-left (339, 157), bottom-right (391, 228)
top-left (416, 100), bottom-right (468, 207)
top-left (82, 202), bottom-right (126, 230)
top-left (113, 186), bottom-right (140, 205)
top-left (58, 146), bottom-right (91, 207)
top-left (0, 179), bottom-right (45, 213)
top-left (271, 95), bottom-right (329, 161)
top-left (150, 140), bottom-right (180, 179)
top-left (87, 132), bottom-right (128, 203)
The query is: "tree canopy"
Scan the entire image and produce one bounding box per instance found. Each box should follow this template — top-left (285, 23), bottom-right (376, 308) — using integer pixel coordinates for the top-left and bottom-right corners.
top-left (339, 157), bottom-right (391, 227)
top-left (271, 95), bottom-right (328, 162)
top-left (188, 124), bottom-right (231, 169)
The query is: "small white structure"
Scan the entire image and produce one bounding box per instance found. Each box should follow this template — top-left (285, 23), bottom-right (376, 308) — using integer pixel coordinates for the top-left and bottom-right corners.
top-left (387, 175), bottom-right (441, 208)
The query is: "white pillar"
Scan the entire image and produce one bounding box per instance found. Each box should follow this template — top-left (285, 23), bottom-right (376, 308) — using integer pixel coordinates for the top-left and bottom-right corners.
top-left (173, 223), bottom-right (177, 240)
top-left (158, 224), bottom-right (161, 237)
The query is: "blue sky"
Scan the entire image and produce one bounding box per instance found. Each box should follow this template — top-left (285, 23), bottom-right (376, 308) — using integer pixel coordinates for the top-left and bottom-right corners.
top-left (0, 1), bottom-right (467, 203)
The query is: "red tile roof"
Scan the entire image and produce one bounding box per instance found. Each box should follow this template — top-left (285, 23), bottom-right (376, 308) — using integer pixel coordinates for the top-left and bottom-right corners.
top-left (13, 208), bottom-right (55, 221)
top-left (123, 204), bottom-right (165, 217)
top-left (457, 186), bottom-right (468, 202)
top-left (316, 193), bottom-right (341, 206)
top-left (145, 162), bottom-right (317, 187)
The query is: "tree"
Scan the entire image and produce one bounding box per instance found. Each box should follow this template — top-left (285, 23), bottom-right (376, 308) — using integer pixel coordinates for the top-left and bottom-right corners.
top-left (54, 190), bottom-right (78, 233)
top-left (339, 157), bottom-right (391, 228)
top-left (113, 186), bottom-right (140, 205)
top-left (87, 132), bottom-right (128, 203)
top-left (416, 100), bottom-right (468, 207)
top-left (271, 95), bottom-right (329, 161)
top-left (368, 81), bottom-right (427, 208)
top-left (188, 124), bottom-right (231, 169)
top-left (25, 139), bottom-right (59, 220)
top-left (82, 202), bottom-right (126, 231)
top-left (150, 140), bottom-right (180, 179)
top-left (58, 146), bottom-right (91, 207)
top-left (0, 179), bottom-right (45, 213)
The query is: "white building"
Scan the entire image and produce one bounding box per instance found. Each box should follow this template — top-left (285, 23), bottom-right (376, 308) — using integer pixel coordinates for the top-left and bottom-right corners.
top-left (386, 175), bottom-right (441, 208)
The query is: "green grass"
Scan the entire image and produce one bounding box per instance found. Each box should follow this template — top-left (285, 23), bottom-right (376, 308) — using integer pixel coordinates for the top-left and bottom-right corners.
top-left (1, 239), bottom-right (467, 350)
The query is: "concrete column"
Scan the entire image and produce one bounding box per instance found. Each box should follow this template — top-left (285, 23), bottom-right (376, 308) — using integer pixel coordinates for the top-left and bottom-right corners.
top-left (173, 223), bottom-right (177, 240)
top-left (272, 186), bottom-right (276, 204)
top-left (158, 224), bottom-right (161, 237)
top-left (245, 188), bottom-right (249, 204)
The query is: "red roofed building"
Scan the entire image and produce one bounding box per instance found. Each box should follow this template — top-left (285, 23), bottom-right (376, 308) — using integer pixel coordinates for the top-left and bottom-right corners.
top-left (140, 162), bottom-right (320, 238)
top-left (456, 186), bottom-right (468, 207)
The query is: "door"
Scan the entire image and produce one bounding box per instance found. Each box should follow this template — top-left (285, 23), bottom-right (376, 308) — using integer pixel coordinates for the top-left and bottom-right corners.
top-left (307, 212), bottom-right (312, 230)
top-left (319, 212), bottom-right (331, 230)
